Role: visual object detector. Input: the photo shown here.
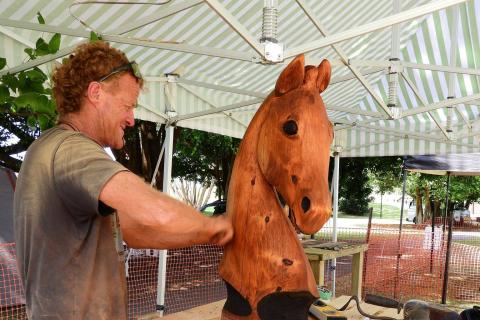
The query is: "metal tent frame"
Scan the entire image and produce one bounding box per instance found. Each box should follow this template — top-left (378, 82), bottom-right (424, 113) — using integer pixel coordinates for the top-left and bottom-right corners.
top-left (3, 0), bottom-right (480, 309)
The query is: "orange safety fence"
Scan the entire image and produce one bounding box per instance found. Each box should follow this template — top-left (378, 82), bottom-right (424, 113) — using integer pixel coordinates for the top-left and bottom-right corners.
top-left (1, 222), bottom-right (479, 319)
top-left (0, 243), bottom-right (26, 319)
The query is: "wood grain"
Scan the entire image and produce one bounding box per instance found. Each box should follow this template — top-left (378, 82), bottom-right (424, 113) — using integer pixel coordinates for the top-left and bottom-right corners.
top-left (219, 55), bottom-right (334, 319)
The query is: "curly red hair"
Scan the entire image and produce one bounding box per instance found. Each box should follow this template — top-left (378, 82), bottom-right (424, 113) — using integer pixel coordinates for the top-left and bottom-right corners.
top-left (52, 41), bottom-right (143, 116)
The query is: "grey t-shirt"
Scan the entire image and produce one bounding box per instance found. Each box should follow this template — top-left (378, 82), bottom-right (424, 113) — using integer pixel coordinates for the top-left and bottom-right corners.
top-left (14, 127), bottom-right (128, 319)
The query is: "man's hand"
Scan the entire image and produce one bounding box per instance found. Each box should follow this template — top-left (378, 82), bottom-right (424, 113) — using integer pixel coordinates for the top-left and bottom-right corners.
top-left (209, 215), bottom-right (234, 246)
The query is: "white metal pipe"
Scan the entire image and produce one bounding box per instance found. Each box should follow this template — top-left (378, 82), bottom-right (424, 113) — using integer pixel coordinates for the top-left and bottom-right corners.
top-left (173, 90), bottom-right (262, 123)
top-left (175, 83), bottom-right (252, 128)
top-left (331, 152), bottom-right (340, 297)
top-left (0, 18), bottom-right (253, 62)
top-left (0, 25), bottom-right (34, 48)
top-left (328, 105), bottom-right (385, 118)
top-left (338, 123), bottom-right (479, 150)
top-left (286, 0), bottom-right (469, 58)
top-left (0, 42), bottom-right (86, 76)
top-left (204, 0), bottom-right (265, 57)
top-left (116, 0), bottom-right (203, 35)
top-left (401, 93), bottom-right (480, 117)
top-left (400, 72), bottom-right (450, 139)
top-left (402, 61), bottom-right (480, 76)
top-left (390, 0), bottom-right (401, 58)
top-left (332, 153), bottom-right (340, 243)
top-left (334, 119), bottom-right (450, 141)
top-left (155, 124), bottom-right (174, 316)
top-left (448, 5), bottom-right (460, 96)
top-left (177, 78), bottom-right (267, 98)
top-left (295, 0), bottom-right (394, 119)
top-left (330, 67), bottom-right (386, 84)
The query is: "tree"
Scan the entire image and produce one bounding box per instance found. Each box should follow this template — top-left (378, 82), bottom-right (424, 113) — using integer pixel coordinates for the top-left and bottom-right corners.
top-left (337, 158), bottom-right (373, 216)
top-left (334, 156), bottom-right (402, 217)
top-left (111, 120), bottom-right (166, 189)
top-left (367, 156), bottom-right (403, 217)
top-left (369, 170), bottom-right (400, 217)
top-left (172, 127), bottom-right (240, 200)
top-left (0, 13), bottom-right (64, 171)
top-left (406, 173), bottom-right (480, 223)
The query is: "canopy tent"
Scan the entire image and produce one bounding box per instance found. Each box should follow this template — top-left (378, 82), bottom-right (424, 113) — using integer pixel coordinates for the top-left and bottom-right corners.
top-left (3, 0), bottom-right (480, 310)
top-left (402, 153), bottom-right (480, 304)
top-left (405, 152), bottom-right (480, 175)
top-left (2, 0), bottom-right (480, 157)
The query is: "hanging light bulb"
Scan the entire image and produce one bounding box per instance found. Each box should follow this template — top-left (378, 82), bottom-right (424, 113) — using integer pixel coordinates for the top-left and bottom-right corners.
top-left (260, 0), bottom-right (283, 63)
top-left (388, 58), bottom-right (402, 119)
top-left (261, 0), bottom-right (278, 43)
top-left (445, 105), bottom-right (456, 140)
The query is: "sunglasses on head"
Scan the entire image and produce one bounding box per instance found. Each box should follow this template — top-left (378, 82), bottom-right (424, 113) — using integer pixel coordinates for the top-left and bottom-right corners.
top-left (97, 61), bottom-right (143, 82)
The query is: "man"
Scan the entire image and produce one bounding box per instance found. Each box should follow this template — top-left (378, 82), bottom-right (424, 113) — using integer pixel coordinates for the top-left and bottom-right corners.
top-left (13, 41), bottom-right (233, 319)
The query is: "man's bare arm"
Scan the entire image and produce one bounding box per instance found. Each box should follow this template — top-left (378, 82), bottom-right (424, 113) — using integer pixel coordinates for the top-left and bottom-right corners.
top-left (99, 171), bottom-right (233, 249)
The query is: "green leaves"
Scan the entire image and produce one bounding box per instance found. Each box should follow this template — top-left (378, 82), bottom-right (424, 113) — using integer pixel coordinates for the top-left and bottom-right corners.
top-left (90, 31), bottom-right (102, 41)
top-left (15, 92), bottom-right (49, 112)
top-left (37, 12), bottom-right (45, 25)
top-left (35, 38), bottom-right (50, 56)
top-left (0, 11), bottom-right (59, 172)
top-left (25, 68), bottom-right (47, 82)
top-left (13, 92), bottom-right (56, 130)
top-left (1, 74), bottom-right (18, 91)
top-left (0, 85), bottom-right (10, 103)
top-left (24, 48), bottom-right (35, 59)
top-left (48, 33), bottom-right (61, 53)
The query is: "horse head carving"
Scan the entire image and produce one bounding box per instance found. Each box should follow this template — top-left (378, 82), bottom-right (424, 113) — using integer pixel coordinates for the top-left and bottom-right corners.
top-left (220, 54), bottom-right (333, 320)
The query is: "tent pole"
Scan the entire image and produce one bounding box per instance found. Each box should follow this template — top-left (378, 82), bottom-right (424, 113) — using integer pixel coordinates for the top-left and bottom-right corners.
top-left (430, 196), bottom-right (436, 274)
top-left (441, 172), bottom-right (452, 304)
top-left (155, 76), bottom-right (178, 315)
top-left (331, 151), bottom-right (340, 297)
top-left (394, 157), bottom-right (407, 299)
top-left (155, 124), bottom-right (174, 315)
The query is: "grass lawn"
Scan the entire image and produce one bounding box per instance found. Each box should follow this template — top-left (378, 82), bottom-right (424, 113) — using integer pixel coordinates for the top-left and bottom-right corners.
top-left (369, 202), bottom-right (407, 219)
top-left (337, 202), bottom-right (406, 219)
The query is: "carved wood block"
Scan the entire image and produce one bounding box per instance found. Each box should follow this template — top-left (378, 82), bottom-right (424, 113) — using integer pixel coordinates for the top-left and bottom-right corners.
top-left (220, 55), bottom-right (333, 320)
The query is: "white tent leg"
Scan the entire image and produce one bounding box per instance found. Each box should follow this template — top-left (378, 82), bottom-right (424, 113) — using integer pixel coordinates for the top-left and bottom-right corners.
top-left (331, 152), bottom-right (340, 297)
top-left (155, 124), bottom-right (174, 316)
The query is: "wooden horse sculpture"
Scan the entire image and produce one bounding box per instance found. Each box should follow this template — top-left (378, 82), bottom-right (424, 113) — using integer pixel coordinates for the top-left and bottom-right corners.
top-left (220, 54), bottom-right (334, 320)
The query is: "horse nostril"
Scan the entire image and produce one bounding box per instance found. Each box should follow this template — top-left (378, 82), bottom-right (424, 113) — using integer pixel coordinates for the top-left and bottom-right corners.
top-left (301, 197), bottom-right (311, 213)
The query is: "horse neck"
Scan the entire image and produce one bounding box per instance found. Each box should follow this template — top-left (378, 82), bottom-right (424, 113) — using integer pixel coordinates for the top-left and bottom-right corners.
top-left (228, 97), bottom-right (272, 200)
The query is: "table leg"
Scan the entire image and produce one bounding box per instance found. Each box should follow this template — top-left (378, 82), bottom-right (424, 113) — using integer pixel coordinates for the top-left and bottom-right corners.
top-left (310, 260), bottom-right (325, 286)
top-left (351, 252), bottom-right (363, 297)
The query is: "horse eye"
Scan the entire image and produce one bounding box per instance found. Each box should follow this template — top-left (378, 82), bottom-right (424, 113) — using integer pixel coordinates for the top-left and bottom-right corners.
top-left (283, 120), bottom-right (298, 136)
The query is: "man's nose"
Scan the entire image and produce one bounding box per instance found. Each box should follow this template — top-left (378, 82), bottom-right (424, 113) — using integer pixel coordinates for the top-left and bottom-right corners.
top-left (126, 110), bottom-right (135, 127)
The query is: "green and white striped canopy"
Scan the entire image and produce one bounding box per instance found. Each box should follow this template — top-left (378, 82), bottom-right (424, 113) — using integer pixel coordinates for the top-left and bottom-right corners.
top-left (1, 0), bottom-right (480, 157)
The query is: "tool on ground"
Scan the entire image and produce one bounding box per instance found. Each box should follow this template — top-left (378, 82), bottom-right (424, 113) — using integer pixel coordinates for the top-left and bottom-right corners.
top-left (309, 300), bottom-right (347, 320)
top-left (364, 293), bottom-right (403, 314)
top-left (363, 294), bottom-right (460, 320)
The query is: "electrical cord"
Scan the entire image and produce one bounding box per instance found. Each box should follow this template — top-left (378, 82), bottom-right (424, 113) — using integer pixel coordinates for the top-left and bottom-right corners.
top-left (338, 295), bottom-right (399, 320)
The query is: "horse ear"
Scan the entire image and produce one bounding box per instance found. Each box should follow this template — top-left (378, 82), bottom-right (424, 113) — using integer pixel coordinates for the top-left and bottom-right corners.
top-left (316, 59), bottom-right (331, 93)
top-left (275, 55), bottom-right (305, 95)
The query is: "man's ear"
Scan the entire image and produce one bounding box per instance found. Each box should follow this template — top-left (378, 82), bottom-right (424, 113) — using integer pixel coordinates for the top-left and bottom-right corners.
top-left (86, 81), bottom-right (102, 105)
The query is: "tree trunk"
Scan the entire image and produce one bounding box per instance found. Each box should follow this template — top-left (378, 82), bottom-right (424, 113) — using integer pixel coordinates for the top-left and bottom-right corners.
top-left (112, 120), bottom-right (166, 190)
top-left (424, 185), bottom-right (431, 222)
top-left (434, 200), bottom-right (441, 222)
top-left (415, 187), bottom-right (423, 224)
top-left (380, 193), bottom-right (383, 218)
